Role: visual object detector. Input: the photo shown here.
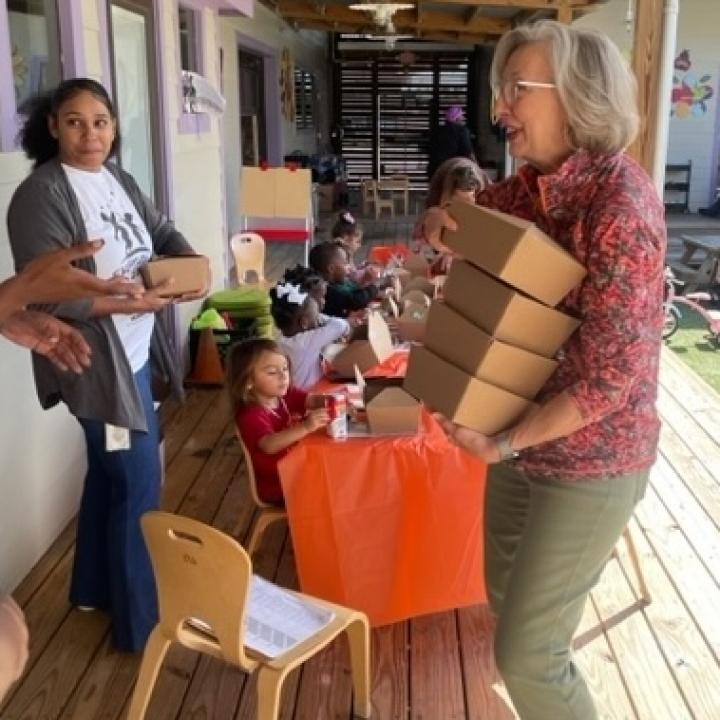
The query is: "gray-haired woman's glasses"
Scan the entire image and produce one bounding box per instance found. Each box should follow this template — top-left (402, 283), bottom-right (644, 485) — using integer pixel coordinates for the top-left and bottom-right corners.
top-left (492, 79), bottom-right (557, 107)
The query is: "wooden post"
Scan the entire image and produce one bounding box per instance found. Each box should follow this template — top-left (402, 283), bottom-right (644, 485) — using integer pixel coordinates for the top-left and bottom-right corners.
top-left (557, 2), bottom-right (572, 24)
top-left (628, 0), bottom-right (664, 175)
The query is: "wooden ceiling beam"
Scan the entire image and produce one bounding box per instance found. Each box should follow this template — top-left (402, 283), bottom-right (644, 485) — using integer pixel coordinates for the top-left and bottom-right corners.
top-left (428, 0), bottom-right (597, 8)
top-left (276, 2), bottom-right (511, 35)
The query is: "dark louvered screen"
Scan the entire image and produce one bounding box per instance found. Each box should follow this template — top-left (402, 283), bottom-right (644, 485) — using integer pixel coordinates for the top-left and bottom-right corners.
top-left (338, 50), bottom-right (471, 190)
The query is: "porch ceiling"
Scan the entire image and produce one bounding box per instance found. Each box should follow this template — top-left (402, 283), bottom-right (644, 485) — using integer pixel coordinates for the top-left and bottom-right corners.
top-left (261, 0), bottom-right (607, 45)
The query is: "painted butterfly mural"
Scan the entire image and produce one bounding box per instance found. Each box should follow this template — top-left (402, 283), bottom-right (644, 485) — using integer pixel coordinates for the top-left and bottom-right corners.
top-left (671, 49), bottom-right (714, 118)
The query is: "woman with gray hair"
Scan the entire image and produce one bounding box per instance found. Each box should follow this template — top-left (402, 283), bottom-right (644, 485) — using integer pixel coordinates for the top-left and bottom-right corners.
top-left (423, 20), bottom-right (665, 719)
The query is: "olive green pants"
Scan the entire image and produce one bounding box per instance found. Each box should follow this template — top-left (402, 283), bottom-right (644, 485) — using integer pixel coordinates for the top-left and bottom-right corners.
top-left (486, 461), bottom-right (649, 720)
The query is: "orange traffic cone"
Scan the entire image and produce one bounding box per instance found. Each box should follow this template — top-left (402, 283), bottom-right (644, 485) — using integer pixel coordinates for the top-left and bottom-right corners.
top-left (186, 328), bottom-right (225, 386)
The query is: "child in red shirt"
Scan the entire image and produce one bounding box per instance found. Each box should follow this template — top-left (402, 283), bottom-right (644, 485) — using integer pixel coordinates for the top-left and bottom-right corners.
top-left (227, 338), bottom-right (329, 505)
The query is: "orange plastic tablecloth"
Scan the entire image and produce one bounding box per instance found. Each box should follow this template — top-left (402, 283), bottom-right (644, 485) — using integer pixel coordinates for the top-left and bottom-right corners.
top-left (278, 410), bottom-right (487, 626)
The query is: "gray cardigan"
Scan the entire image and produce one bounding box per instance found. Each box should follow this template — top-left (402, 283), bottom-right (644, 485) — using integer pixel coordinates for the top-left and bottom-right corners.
top-left (7, 157), bottom-right (194, 431)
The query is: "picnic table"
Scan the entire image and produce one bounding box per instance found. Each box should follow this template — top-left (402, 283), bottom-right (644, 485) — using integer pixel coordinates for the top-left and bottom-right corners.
top-left (670, 235), bottom-right (720, 292)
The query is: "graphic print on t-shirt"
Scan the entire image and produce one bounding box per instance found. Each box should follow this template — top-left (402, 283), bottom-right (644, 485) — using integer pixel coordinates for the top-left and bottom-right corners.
top-left (62, 164), bottom-right (155, 372)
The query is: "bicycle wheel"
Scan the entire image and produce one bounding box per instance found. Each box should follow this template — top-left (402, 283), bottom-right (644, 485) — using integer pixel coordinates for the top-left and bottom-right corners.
top-left (663, 308), bottom-right (680, 339)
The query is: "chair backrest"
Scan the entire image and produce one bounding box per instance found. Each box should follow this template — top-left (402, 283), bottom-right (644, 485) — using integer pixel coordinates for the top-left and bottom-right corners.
top-left (231, 232), bottom-right (266, 284)
top-left (141, 511), bottom-right (258, 672)
top-left (360, 179), bottom-right (375, 201)
top-left (235, 429), bottom-right (273, 509)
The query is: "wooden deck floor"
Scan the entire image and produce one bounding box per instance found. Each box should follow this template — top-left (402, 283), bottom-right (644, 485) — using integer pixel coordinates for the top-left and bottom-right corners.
top-left (4, 239), bottom-right (720, 719)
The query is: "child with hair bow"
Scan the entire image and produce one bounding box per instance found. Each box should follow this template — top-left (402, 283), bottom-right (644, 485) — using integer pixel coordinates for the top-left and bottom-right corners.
top-left (331, 210), bottom-right (379, 286)
top-left (270, 278), bottom-right (349, 390)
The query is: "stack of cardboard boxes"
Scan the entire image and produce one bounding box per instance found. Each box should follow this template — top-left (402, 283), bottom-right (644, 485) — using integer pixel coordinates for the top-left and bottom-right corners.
top-left (404, 199), bottom-right (587, 435)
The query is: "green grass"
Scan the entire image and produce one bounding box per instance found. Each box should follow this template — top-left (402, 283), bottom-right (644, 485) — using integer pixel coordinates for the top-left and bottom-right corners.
top-left (665, 305), bottom-right (720, 393)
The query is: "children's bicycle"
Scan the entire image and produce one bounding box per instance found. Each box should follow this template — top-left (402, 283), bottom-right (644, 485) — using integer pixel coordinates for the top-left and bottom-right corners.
top-left (663, 267), bottom-right (720, 346)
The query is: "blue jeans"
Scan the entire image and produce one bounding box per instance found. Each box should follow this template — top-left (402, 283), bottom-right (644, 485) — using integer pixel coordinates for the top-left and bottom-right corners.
top-left (70, 362), bottom-right (161, 652)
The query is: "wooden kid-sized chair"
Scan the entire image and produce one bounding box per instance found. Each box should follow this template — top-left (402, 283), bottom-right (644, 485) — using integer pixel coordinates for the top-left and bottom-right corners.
top-left (360, 179), bottom-right (376, 216)
top-left (236, 430), bottom-right (288, 556)
top-left (127, 511), bottom-right (372, 720)
top-left (231, 232), bottom-right (267, 285)
top-left (372, 183), bottom-right (395, 219)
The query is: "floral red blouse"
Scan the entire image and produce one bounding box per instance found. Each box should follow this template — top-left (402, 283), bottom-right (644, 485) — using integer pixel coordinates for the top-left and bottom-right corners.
top-left (477, 150), bottom-right (666, 480)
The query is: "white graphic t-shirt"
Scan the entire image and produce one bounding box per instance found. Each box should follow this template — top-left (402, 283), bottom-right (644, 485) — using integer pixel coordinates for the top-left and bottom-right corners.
top-left (63, 164), bottom-right (155, 372)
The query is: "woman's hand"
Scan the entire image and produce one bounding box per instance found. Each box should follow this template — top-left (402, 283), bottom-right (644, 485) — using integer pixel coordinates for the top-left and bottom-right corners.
top-left (0, 310), bottom-right (92, 373)
top-left (12, 241), bottom-right (144, 305)
top-left (0, 596), bottom-right (29, 702)
top-left (421, 207), bottom-right (457, 254)
top-left (434, 414), bottom-right (501, 463)
top-left (303, 408), bottom-right (330, 432)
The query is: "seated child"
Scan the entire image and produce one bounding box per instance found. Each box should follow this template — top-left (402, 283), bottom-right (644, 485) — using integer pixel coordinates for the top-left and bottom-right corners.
top-left (330, 211), bottom-right (377, 286)
top-left (228, 338), bottom-right (329, 505)
top-left (413, 157), bottom-right (490, 272)
top-left (309, 240), bottom-right (392, 319)
top-left (270, 278), bottom-right (349, 390)
top-left (282, 264), bottom-right (328, 312)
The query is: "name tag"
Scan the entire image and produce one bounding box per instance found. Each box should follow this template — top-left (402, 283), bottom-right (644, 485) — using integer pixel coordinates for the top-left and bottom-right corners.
top-left (105, 424), bottom-right (131, 452)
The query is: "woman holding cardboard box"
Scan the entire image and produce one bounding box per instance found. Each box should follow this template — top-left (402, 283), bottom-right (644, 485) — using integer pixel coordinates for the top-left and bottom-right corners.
top-left (7, 78), bottom-right (208, 653)
top-left (422, 21), bottom-right (665, 720)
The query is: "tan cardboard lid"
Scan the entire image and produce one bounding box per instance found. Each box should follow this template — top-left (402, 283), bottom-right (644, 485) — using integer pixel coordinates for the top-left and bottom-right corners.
top-left (443, 260), bottom-right (580, 358)
top-left (442, 199), bottom-right (586, 306)
top-left (402, 277), bottom-right (435, 297)
top-left (401, 289), bottom-right (432, 308)
top-left (366, 387), bottom-right (421, 435)
top-left (403, 345), bottom-right (534, 435)
top-left (141, 256), bottom-right (210, 298)
top-left (403, 253), bottom-right (430, 278)
top-left (330, 312), bottom-right (393, 376)
top-left (424, 301), bottom-right (557, 399)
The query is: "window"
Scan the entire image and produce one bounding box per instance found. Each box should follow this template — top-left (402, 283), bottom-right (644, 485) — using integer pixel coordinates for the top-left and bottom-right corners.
top-left (294, 68), bottom-right (314, 131)
top-left (7, 0), bottom-right (61, 106)
top-left (178, 4), bottom-right (199, 73)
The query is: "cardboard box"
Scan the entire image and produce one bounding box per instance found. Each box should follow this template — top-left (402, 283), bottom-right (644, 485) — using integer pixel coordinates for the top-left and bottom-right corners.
top-left (443, 260), bottom-right (580, 358)
top-left (442, 199), bottom-right (587, 306)
top-left (355, 371), bottom-right (421, 435)
top-left (141, 256), bottom-right (210, 297)
top-left (397, 302), bottom-right (429, 343)
top-left (403, 345), bottom-right (534, 435)
top-left (401, 289), bottom-right (431, 308)
top-left (403, 253), bottom-right (430, 278)
top-left (325, 311), bottom-right (393, 377)
top-left (424, 301), bottom-right (557, 399)
top-left (402, 276), bottom-right (436, 298)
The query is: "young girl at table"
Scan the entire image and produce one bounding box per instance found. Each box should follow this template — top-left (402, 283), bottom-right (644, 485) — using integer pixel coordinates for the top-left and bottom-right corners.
top-left (270, 279), bottom-right (349, 390)
top-left (309, 241), bottom-right (393, 319)
top-left (331, 211), bottom-right (379, 286)
top-left (228, 338), bottom-right (329, 505)
top-left (412, 158), bottom-right (489, 273)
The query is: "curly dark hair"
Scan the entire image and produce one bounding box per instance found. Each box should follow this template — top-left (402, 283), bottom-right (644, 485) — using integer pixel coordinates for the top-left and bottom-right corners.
top-left (18, 77), bottom-right (120, 169)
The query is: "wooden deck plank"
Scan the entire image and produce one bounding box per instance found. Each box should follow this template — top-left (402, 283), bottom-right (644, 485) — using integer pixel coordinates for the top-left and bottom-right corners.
top-left (369, 623), bottom-right (409, 720)
top-left (457, 604), bottom-right (518, 720)
top-left (635, 478), bottom-right (720, 661)
top-left (573, 592), bottom-right (637, 720)
top-left (652, 454), bottom-right (720, 584)
top-left (590, 555), bottom-right (692, 720)
top-left (617, 517), bottom-right (720, 719)
top-left (410, 611), bottom-right (466, 719)
top-left (660, 347), bottom-right (720, 446)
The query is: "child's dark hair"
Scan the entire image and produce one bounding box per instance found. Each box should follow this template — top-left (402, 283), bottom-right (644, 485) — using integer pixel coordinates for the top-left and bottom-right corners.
top-left (330, 211), bottom-right (361, 240)
top-left (283, 264), bottom-right (324, 295)
top-left (269, 281), bottom-right (313, 335)
top-left (226, 338), bottom-right (288, 409)
top-left (18, 78), bottom-right (120, 169)
top-left (425, 157), bottom-right (489, 209)
top-left (309, 240), bottom-right (345, 276)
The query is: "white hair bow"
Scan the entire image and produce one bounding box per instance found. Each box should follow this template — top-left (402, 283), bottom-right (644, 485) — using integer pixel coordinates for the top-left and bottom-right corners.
top-left (275, 282), bottom-right (308, 306)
